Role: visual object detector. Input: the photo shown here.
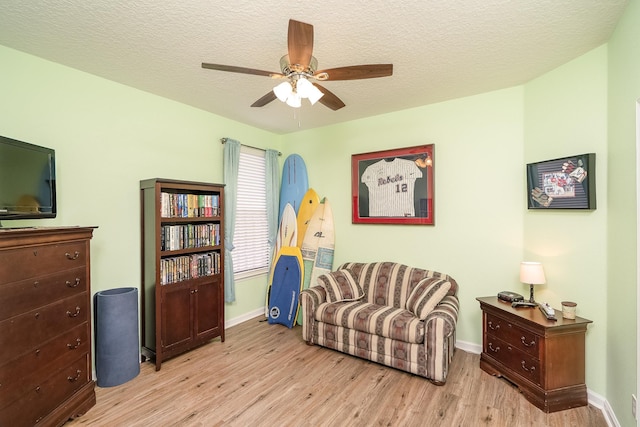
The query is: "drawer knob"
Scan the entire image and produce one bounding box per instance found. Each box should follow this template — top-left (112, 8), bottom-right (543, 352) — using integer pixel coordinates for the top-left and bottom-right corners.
top-left (65, 251), bottom-right (80, 260)
top-left (66, 278), bottom-right (81, 288)
top-left (67, 306), bottom-right (81, 318)
top-left (33, 281), bottom-right (39, 288)
top-left (67, 369), bottom-right (82, 382)
top-left (521, 361), bottom-right (536, 373)
top-left (488, 321), bottom-right (500, 331)
top-left (35, 312), bottom-right (40, 319)
top-left (35, 386), bottom-right (41, 393)
top-left (488, 343), bottom-right (500, 353)
top-left (520, 336), bottom-right (536, 347)
top-left (67, 338), bottom-right (82, 349)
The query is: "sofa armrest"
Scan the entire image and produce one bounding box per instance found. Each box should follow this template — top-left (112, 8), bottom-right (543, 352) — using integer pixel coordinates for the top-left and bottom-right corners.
top-left (423, 295), bottom-right (459, 384)
top-left (300, 286), bottom-right (327, 343)
top-left (424, 295), bottom-right (459, 337)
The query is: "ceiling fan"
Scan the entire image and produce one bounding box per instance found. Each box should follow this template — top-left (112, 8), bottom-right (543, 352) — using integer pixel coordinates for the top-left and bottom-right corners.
top-left (201, 19), bottom-right (393, 110)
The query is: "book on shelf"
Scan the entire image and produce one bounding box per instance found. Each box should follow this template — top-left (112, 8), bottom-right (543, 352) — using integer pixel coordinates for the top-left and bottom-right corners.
top-left (160, 251), bottom-right (222, 285)
top-left (160, 224), bottom-right (221, 251)
top-left (160, 192), bottom-right (220, 218)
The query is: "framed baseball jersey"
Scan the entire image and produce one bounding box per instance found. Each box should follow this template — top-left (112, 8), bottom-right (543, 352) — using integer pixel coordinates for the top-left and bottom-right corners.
top-left (351, 144), bottom-right (434, 225)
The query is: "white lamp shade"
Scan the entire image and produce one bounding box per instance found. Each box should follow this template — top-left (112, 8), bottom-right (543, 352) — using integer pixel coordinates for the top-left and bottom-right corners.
top-left (285, 92), bottom-right (301, 108)
top-left (296, 77), bottom-right (313, 98)
top-left (307, 84), bottom-right (324, 105)
top-left (273, 81), bottom-right (293, 102)
top-left (519, 261), bottom-right (546, 285)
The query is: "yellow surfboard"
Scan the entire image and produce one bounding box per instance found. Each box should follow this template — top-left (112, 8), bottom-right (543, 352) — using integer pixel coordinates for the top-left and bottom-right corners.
top-left (296, 188), bottom-right (320, 247)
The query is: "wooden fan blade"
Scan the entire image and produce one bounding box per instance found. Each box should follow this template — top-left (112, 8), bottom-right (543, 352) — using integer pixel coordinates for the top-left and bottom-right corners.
top-left (314, 83), bottom-right (346, 111)
top-left (288, 19), bottom-right (314, 70)
top-left (251, 91), bottom-right (277, 107)
top-left (315, 64), bottom-right (393, 81)
top-left (202, 63), bottom-right (283, 78)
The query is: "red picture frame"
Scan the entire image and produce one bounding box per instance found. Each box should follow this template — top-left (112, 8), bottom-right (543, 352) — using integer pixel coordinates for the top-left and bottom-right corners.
top-left (351, 144), bottom-right (434, 225)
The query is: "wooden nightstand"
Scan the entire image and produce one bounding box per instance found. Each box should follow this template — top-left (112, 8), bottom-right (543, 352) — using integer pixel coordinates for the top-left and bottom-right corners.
top-left (476, 296), bottom-right (592, 413)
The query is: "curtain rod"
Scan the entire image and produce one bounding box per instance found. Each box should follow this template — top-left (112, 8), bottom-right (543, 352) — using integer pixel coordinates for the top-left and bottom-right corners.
top-left (220, 138), bottom-right (282, 156)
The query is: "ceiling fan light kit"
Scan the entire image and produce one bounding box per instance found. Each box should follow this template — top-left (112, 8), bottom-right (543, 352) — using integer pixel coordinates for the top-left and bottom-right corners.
top-left (201, 19), bottom-right (393, 111)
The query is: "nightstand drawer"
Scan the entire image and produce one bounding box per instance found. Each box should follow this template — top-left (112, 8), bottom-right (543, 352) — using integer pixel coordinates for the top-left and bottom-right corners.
top-left (485, 312), bottom-right (539, 357)
top-left (484, 335), bottom-right (540, 385)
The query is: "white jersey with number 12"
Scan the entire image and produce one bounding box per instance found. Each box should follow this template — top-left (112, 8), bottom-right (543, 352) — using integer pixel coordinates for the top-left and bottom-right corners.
top-left (361, 158), bottom-right (422, 217)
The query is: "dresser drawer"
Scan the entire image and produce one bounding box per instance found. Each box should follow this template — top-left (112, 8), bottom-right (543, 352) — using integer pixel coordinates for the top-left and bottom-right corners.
top-left (0, 241), bottom-right (88, 284)
top-left (0, 354), bottom-right (90, 427)
top-left (0, 323), bottom-right (89, 405)
top-left (0, 292), bottom-right (88, 365)
top-left (485, 312), bottom-right (539, 357)
top-left (485, 335), bottom-right (541, 385)
top-left (0, 267), bottom-right (87, 321)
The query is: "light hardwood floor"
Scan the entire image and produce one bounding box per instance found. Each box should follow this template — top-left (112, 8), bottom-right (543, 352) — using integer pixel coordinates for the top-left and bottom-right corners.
top-left (67, 318), bottom-right (607, 426)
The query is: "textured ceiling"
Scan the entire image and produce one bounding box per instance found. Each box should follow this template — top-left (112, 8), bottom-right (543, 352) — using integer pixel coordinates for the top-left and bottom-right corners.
top-left (0, 1), bottom-right (629, 134)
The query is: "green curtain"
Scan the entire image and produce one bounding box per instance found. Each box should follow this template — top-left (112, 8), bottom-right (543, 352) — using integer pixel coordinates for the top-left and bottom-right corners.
top-left (223, 138), bottom-right (240, 303)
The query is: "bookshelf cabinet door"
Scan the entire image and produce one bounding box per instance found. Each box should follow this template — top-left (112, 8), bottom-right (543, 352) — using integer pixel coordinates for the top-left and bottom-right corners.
top-left (194, 278), bottom-right (222, 339)
top-left (161, 283), bottom-right (192, 351)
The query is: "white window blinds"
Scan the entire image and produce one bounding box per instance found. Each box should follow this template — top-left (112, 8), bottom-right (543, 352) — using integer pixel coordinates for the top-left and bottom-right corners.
top-left (232, 147), bottom-right (270, 277)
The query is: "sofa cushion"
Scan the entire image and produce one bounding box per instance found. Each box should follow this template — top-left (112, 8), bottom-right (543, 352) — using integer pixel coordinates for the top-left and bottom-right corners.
top-left (405, 277), bottom-right (451, 320)
top-left (316, 301), bottom-right (424, 344)
top-left (317, 270), bottom-right (364, 303)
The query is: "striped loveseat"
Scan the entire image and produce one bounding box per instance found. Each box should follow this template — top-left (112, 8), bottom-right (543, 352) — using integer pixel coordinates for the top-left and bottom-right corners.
top-left (300, 262), bottom-right (459, 384)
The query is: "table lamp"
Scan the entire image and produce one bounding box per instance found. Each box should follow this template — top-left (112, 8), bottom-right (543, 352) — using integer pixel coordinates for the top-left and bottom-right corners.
top-left (520, 261), bottom-right (546, 303)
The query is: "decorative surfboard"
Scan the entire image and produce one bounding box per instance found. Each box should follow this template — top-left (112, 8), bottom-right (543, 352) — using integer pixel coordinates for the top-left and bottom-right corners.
top-left (265, 203), bottom-right (298, 316)
top-left (298, 197), bottom-right (335, 325)
top-left (279, 154), bottom-right (309, 219)
top-left (296, 188), bottom-right (320, 248)
top-left (268, 246), bottom-right (304, 328)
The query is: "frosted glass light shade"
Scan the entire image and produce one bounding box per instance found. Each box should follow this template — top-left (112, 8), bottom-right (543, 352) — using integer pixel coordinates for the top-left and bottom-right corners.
top-left (520, 262), bottom-right (546, 285)
top-left (296, 77), bottom-right (313, 98)
top-left (307, 84), bottom-right (324, 105)
top-left (285, 92), bottom-right (301, 108)
top-left (273, 81), bottom-right (293, 102)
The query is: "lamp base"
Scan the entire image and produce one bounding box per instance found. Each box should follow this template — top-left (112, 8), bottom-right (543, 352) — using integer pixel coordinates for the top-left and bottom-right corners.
top-left (529, 284), bottom-right (536, 303)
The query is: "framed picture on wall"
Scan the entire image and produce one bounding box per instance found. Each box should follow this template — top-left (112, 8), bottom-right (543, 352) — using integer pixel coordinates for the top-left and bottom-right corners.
top-left (351, 144), bottom-right (434, 225)
top-left (526, 153), bottom-right (596, 210)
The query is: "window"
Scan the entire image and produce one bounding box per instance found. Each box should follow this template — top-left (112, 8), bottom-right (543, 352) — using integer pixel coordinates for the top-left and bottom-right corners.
top-left (232, 146), bottom-right (270, 278)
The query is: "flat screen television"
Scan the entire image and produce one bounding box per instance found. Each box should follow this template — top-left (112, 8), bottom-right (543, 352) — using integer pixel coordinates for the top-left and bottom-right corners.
top-left (0, 135), bottom-right (57, 220)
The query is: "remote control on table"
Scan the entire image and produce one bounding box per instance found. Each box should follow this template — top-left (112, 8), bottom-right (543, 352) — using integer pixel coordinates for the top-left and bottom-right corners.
top-left (538, 302), bottom-right (557, 321)
top-left (511, 301), bottom-right (537, 308)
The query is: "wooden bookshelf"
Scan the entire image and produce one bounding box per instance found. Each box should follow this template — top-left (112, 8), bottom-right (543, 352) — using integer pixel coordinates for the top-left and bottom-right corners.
top-left (140, 179), bottom-right (225, 371)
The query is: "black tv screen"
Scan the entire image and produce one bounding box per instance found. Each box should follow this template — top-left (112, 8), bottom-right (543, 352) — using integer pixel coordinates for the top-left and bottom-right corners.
top-left (0, 135), bottom-right (56, 220)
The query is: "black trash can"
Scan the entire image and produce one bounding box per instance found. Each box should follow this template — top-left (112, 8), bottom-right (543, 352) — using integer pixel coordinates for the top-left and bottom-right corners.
top-left (94, 287), bottom-right (140, 387)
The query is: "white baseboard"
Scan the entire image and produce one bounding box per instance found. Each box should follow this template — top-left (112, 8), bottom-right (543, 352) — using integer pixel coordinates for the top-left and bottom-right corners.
top-left (601, 398), bottom-right (620, 427)
top-left (455, 339), bottom-right (481, 354)
top-left (226, 307), bottom-right (265, 329)
top-left (454, 339), bottom-right (616, 426)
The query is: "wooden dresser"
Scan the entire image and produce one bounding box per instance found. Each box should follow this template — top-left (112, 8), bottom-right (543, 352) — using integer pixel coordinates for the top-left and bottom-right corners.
top-left (0, 227), bottom-right (96, 426)
top-left (477, 296), bottom-right (592, 413)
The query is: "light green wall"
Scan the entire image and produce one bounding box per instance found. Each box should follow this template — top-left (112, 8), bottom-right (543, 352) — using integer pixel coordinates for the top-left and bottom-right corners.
top-left (607, 0), bottom-right (640, 425)
top-left (281, 87), bottom-right (525, 345)
top-left (3, 5), bottom-right (640, 417)
top-left (523, 46), bottom-right (609, 397)
top-left (0, 45), bottom-right (280, 322)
